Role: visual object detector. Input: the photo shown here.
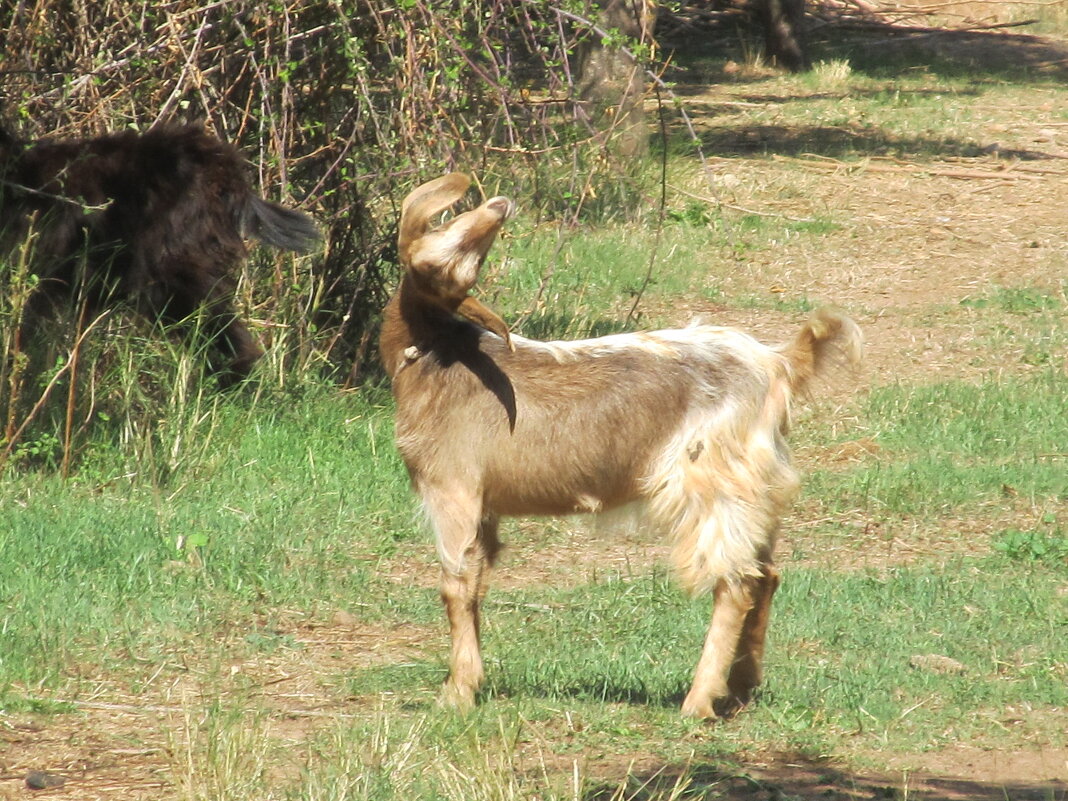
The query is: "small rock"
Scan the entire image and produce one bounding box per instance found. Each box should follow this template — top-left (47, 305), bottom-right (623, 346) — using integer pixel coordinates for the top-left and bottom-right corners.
top-left (25, 770), bottom-right (67, 790)
top-left (332, 609), bottom-right (357, 627)
top-left (909, 654), bottom-right (966, 675)
top-left (715, 173), bottom-right (742, 189)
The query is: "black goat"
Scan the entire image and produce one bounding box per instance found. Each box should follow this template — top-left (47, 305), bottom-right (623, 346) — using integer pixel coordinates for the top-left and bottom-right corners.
top-left (0, 123), bottom-right (320, 385)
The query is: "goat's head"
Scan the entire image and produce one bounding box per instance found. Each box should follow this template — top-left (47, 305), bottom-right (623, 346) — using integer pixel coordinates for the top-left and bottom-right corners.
top-left (398, 173), bottom-right (514, 349)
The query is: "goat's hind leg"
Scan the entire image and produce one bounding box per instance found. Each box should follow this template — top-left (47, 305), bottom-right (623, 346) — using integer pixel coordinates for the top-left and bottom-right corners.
top-left (727, 562), bottom-right (780, 706)
top-left (198, 286), bottom-right (263, 387)
top-left (681, 575), bottom-right (760, 719)
top-left (426, 488), bottom-right (499, 710)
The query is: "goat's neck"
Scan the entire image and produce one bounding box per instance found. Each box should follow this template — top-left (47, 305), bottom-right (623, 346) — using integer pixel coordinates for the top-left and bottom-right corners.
top-left (379, 274), bottom-right (459, 379)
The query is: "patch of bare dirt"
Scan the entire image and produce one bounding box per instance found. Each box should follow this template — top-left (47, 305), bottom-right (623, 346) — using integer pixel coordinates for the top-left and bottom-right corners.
top-left (662, 152), bottom-right (1067, 383)
top-left (885, 741), bottom-right (1068, 788)
top-left (0, 616), bottom-right (445, 800)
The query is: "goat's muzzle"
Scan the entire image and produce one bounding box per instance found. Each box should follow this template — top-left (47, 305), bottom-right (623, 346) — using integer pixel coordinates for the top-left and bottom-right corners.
top-left (456, 196), bottom-right (514, 349)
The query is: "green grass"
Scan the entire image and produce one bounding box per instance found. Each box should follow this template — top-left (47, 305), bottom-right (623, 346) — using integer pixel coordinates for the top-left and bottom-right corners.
top-left (487, 209), bottom-right (842, 337)
top-left (488, 224), bottom-right (718, 338)
top-left (0, 387), bottom-right (416, 695)
top-left (3, 264), bottom-right (1065, 801)
top-left (773, 560), bottom-right (1067, 735)
top-left (259, 551), bottom-right (1065, 799)
top-left (347, 556), bottom-right (1066, 749)
top-left (808, 368), bottom-right (1068, 514)
top-left (3, 273), bottom-right (1065, 799)
top-left (960, 285), bottom-right (1064, 315)
top-left (5, 349), bottom-right (1062, 792)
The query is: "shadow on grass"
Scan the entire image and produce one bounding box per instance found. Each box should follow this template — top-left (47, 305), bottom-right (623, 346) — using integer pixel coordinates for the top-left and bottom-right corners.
top-left (662, 16), bottom-right (1068, 84)
top-left (829, 28), bottom-right (1068, 83)
top-left (584, 750), bottom-right (1067, 801)
top-left (683, 120), bottom-right (1063, 162)
top-left (483, 681), bottom-right (689, 710)
top-left (658, 22), bottom-right (1068, 163)
top-left (659, 75), bottom-right (1066, 161)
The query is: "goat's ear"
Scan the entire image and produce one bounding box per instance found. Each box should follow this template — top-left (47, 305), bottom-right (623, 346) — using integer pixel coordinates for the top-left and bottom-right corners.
top-left (458, 296), bottom-right (514, 351)
top-left (399, 173), bottom-right (471, 262)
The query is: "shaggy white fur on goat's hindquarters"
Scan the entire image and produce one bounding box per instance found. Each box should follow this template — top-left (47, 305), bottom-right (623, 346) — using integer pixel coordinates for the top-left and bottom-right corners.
top-left (515, 323), bottom-right (802, 595)
top-left (643, 359), bottom-right (800, 595)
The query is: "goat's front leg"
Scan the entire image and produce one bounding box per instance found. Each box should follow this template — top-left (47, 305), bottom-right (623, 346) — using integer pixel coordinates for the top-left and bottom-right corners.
top-left (426, 488), bottom-right (498, 710)
top-left (682, 576), bottom-right (761, 719)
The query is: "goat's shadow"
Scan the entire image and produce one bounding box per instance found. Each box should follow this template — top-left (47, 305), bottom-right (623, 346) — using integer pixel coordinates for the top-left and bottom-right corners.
top-left (479, 668), bottom-right (696, 711)
top-left (432, 319), bottom-right (517, 431)
top-left (480, 686), bottom-right (692, 713)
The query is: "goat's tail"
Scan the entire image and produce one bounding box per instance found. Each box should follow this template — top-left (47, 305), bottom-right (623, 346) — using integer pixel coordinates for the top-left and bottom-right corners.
top-left (241, 196), bottom-right (321, 254)
top-left (778, 308), bottom-right (863, 396)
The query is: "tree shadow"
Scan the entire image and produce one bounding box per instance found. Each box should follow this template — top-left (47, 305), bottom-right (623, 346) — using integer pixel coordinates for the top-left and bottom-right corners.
top-left (823, 27), bottom-right (1068, 84)
top-left (582, 750), bottom-right (1067, 800)
top-left (659, 9), bottom-right (1068, 84)
top-left (690, 121), bottom-right (1063, 161)
top-left (658, 63), bottom-right (1068, 162)
top-left (659, 73), bottom-right (1066, 161)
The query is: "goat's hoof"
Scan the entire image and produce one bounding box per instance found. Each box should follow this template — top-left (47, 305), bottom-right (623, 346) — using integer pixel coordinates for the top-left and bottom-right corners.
top-left (714, 695), bottom-right (749, 720)
top-left (439, 683), bottom-right (477, 713)
top-left (680, 698), bottom-right (718, 720)
top-left (682, 690), bottom-right (753, 720)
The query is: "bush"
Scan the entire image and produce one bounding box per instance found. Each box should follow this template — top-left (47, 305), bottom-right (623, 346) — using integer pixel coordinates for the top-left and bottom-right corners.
top-left (0, 0), bottom-right (661, 477)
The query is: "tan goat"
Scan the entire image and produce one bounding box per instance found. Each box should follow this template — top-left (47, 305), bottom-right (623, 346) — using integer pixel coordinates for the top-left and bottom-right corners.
top-left (380, 173), bottom-right (862, 718)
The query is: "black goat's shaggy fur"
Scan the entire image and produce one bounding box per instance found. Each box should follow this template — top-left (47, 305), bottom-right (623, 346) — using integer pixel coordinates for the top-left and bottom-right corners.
top-left (0, 123), bottom-right (320, 385)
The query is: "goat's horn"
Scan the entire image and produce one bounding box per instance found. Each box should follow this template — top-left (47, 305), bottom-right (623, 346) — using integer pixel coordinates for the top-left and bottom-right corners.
top-left (458, 296), bottom-right (514, 351)
top-left (398, 173), bottom-right (471, 261)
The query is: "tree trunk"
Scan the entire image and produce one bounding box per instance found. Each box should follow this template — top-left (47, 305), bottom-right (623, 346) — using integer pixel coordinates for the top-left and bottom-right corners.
top-left (575, 0), bottom-right (655, 157)
top-left (759, 0), bottom-right (809, 73)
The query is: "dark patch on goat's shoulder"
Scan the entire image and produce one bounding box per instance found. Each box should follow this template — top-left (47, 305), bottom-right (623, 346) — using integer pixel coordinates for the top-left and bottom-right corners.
top-left (430, 320), bottom-right (517, 432)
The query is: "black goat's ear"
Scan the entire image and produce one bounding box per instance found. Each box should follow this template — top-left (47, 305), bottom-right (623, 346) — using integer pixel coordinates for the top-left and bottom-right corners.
top-left (398, 173), bottom-right (471, 264)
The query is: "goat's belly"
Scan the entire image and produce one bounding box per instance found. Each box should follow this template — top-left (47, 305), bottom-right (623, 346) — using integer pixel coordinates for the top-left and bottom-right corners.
top-left (482, 468), bottom-right (642, 517)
